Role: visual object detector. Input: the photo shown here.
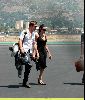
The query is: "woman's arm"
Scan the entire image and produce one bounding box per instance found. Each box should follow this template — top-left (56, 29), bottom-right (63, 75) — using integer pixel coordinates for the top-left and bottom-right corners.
top-left (45, 45), bottom-right (52, 59)
top-left (45, 35), bottom-right (52, 59)
top-left (32, 33), bottom-right (39, 59)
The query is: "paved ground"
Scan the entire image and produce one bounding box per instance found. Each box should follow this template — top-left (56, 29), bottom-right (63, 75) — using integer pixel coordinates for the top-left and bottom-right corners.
top-left (0, 45), bottom-right (84, 98)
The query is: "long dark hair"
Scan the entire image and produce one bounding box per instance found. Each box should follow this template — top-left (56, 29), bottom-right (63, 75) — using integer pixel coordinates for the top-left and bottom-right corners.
top-left (38, 24), bottom-right (45, 35)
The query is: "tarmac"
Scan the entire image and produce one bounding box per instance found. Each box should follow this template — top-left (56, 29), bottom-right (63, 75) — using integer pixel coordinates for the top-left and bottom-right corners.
top-left (0, 44), bottom-right (84, 98)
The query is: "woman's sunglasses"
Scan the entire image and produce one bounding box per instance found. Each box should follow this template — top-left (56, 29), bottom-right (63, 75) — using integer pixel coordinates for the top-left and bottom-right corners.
top-left (42, 29), bottom-right (46, 31)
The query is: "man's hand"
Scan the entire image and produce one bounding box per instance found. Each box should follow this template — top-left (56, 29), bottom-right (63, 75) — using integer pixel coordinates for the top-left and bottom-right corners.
top-left (36, 52), bottom-right (39, 59)
top-left (32, 52), bottom-right (36, 59)
top-left (20, 47), bottom-right (25, 53)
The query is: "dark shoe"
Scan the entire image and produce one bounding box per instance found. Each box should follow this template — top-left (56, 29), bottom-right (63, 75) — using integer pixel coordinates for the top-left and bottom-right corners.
top-left (82, 79), bottom-right (84, 84)
top-left (38, 79), bottom-right (46, 85)
top-left (22, 84), bottom-right (31, 88)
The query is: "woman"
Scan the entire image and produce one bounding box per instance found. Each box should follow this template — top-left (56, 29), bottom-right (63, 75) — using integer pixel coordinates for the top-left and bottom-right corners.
top-left (36, 24), bottom-right (52, 85)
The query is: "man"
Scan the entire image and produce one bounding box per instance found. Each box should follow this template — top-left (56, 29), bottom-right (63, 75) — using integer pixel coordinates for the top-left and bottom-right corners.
top-left (19, 21), bottom-right (39, 88)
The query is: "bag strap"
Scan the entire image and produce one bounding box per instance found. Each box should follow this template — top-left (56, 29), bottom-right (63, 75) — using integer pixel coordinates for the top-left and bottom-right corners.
top-left (18, 31), bottom-right (27, 51)
top-left (22, 31), bottom-right (27, 43)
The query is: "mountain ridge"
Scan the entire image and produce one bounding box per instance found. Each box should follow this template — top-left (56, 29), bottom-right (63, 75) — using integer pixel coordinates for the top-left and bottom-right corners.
top-left (0, 0), bottom-right (84, 28)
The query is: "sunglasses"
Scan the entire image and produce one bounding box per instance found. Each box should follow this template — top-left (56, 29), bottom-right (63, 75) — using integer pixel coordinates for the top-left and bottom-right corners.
top-left (42, 29), bottom-right (46, 31)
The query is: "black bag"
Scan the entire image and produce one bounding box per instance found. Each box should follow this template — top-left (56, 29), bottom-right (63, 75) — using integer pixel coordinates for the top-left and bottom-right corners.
top-left (18, 52), bottom-right (33, 66)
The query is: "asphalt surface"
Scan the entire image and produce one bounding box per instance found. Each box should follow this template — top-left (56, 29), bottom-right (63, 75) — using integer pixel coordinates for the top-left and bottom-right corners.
top-left (0, 45), bottom-right (84, 98)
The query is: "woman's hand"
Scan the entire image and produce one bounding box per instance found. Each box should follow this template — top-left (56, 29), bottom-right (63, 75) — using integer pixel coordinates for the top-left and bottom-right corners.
top-left (49, 53), bottom-right (52, 60)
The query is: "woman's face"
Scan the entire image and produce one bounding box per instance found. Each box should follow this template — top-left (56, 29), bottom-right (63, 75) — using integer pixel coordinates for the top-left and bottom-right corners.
top-left (41, 29), bottom-right (46, 34)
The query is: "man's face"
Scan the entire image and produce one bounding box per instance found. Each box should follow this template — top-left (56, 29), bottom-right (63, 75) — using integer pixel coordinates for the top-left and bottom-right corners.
top-left (32, 25), bottom-right (37, 31)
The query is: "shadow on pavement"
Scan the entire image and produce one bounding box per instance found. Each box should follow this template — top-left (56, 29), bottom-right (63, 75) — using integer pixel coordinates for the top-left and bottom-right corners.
top-left (0, 85), bottom-right (22, 88)
top-left (19, 82), bottom-right (39, 85)
top-left (0, 83), bottom-right (39, 88)
top-left (29, 83), bottom-right (39, 85)
top-left (64, 82), bottom-right (84, 85)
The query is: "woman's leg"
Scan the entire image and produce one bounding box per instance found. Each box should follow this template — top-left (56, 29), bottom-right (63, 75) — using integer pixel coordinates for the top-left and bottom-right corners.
top-left (39, 68), bottom-right (44, 81)
top-left (38, 68), bottom-right (46, 85)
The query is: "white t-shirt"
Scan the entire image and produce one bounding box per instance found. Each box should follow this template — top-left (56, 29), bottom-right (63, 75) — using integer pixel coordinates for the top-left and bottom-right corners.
top-left (19, 29), bottom-right (36, 53)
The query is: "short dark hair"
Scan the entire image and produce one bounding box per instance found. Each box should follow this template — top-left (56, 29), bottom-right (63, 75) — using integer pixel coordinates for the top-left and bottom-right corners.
top-left (29, 21), bottom-right (37, 27)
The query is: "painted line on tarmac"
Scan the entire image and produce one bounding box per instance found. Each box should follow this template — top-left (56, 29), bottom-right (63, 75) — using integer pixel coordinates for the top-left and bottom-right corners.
top-left (0, 41), bottom-right (80, 45)
top-left (47, 41), bottom-right (80, 45)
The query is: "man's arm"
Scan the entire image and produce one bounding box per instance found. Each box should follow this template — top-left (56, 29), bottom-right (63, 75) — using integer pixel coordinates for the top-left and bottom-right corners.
top-left (18, 30), bottom-right (25, 53)
top-left (18, 39), bottom-right (23, 49)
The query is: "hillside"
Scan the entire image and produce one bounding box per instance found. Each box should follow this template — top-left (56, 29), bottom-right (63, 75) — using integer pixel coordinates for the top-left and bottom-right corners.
top-left (0, 0), bottom-right (84, 28)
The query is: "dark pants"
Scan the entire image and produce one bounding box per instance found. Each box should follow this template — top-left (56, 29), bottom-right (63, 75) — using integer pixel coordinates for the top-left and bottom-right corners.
top-left (23, 64), bottom-right (32, 85)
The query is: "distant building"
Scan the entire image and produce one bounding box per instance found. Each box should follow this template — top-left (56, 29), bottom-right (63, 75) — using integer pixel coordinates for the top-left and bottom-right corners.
top-left (26, 21), bottom-right (29, 29)
top-left (15, 20), bottom-right (24, 30)
top-left (75, 28), bottom-right (84, 34)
